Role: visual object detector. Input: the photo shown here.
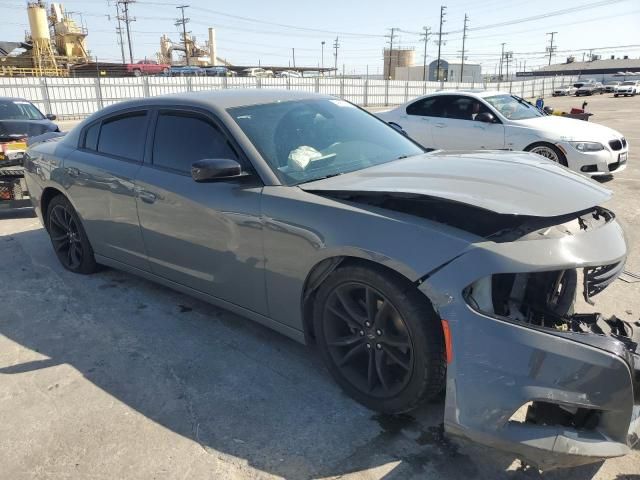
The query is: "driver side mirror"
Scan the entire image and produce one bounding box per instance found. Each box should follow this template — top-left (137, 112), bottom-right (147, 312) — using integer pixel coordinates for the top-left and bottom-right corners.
top-left (475, 112), bottom-right (496, 123)
top-left (191, 158), bottom-right (245, 182)
top-left (46, 114), bottom-right (57, 121)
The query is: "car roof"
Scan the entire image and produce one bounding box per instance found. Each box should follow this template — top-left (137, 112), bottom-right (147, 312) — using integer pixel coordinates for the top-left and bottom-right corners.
top-left (0, 96), bottom-right (33, 102)
top-left (411, 90), bottom-right (511, 101)
top-left (62, 89), bottom-right (335, 145)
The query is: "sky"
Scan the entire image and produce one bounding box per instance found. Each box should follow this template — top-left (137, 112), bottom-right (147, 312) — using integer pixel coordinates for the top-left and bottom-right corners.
top-left (2, 0), bottom-right (639, 75)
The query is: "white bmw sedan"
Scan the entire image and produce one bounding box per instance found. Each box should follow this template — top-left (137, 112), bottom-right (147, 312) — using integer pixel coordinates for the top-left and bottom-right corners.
top-left (377, 90), bottom-right (628, 176)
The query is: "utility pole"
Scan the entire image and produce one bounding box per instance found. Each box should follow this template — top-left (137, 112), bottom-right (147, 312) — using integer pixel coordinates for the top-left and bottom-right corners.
top-left (292, 48), bottom-right (296, 68)
top-left (460, 14), bottom-right (469, 83)
top-left (113, 2), bottom-right (126, 64)
top-left (321, 41), bottom-right (325, 72)
top-left (498, 42), bottom-right (506, 80)
top-left (333, 36), bottom-right (339, 77)
top-left (386, 27), bottom-right (397, 80)
top-left (436, 6), bottom-right (446, 81)
top-left (504, 51), bottom-right (513, 80)
top-left (420, 27), bottom-right (430, 81)
top-left (176, 5), bottom-right (190, 66)
top-left (546, 31), bottom-right (557, 66)
top-left (118, 0), bottom-right (135, 64)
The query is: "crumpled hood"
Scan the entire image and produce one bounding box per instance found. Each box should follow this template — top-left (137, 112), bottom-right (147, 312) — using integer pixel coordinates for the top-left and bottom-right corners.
top-left (512, 115), bottom-right (623, 142)
top-left (0, 119), bottom-right (58, 142)
top-left (299, 150), bottom-right (611, 217)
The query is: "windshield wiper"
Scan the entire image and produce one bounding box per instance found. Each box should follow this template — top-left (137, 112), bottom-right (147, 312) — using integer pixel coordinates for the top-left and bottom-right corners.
top-left (297, 172), bottom-right (344, 185)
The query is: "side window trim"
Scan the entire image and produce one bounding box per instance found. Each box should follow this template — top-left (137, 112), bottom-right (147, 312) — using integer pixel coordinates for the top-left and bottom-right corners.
top-left (79, 120), bottom-right (101, 151)
top-left (146, 106), bottom-right (249, 176)
top-left (78, 109), bottom-right (150, 164)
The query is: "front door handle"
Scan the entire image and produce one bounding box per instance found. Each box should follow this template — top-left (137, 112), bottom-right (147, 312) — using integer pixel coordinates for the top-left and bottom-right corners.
top-left (434, 122), bottom-right (446, 128)
top-left (138, 190), bottom-right (157, 204)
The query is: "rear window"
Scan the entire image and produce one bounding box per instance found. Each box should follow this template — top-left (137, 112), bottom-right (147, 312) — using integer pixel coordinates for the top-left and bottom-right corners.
top-left (96, 112), bottom-right (147, 161)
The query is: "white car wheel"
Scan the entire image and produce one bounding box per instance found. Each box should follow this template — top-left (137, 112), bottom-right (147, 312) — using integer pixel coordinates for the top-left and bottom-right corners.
top-left (527, 143), bottom-right (567, 166)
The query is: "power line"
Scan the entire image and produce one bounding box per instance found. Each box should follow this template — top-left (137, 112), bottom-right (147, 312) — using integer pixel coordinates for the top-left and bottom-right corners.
top-left (135, 1), bottom-right (386, 38)
top-left (447, 0), bottom-right (629, 33)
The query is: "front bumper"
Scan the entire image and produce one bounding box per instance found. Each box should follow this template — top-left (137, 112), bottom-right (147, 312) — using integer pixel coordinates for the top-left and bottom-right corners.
top-left (419, 216), bottom-right (638, 469)
top-left (558, 141), bottom-right (629, 176)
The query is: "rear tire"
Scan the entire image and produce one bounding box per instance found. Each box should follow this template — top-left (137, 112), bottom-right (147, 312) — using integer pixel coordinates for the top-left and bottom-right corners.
top-left (313, 264), bottom-right (445, 414)
top-left (46, 195), bottom-right (98, 274)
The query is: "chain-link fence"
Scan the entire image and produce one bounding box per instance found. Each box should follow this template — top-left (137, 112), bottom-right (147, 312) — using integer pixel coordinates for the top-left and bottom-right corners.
top-left (0, 75), bottom-right (578, 120)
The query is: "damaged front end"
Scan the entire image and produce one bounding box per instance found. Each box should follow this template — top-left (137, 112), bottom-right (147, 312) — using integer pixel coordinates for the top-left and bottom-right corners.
top-left (419, 205), bottom-right (640, 470)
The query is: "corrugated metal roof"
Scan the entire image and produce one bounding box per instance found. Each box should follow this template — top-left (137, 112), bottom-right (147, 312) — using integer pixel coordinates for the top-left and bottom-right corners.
top-left (537, 58), bottom-right (640, 72)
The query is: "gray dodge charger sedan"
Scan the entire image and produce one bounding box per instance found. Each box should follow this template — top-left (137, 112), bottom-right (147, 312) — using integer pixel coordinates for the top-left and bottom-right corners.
top-left (24, 90), bottom-right (639, 470)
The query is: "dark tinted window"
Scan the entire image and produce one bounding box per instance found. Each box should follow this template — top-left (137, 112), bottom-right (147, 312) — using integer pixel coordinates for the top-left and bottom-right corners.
top-left (441, 96), bottom-right (492, 121)
top-left (152, 112), bottom-right (236, 173)
top-left (83, 123), bottom-right (99, 151)
top-left (97, 112), bottom-right (147, 161)
top-left (406, 97), bottom-right (442, 117)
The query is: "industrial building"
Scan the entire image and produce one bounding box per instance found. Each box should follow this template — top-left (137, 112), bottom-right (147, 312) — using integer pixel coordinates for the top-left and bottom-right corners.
top-left (0, 1), bottom-right (88, 76)
top-left (395, 59), bottom-right (482, 83)
top-left (383, 47), bottom-right (415, 80)
top-left (518, 57), bottom-right (640, 81)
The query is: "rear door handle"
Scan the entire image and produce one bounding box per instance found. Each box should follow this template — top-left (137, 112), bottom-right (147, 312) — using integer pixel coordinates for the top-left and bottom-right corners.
top-left (138, 190), bottom-right (157, 204)
top-left (434, 123), bottom-right (446, 128)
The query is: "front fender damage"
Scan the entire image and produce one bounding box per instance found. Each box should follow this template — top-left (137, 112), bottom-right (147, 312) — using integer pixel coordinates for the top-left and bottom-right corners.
top-left (417, 209), bottom-right (639, 470)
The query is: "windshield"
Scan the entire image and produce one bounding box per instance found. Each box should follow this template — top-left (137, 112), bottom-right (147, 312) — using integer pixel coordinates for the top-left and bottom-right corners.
top-left (228, 98), bottom-right (424, 185)
top-left (483, 94), bottom-right (543, 120)
top-left (622, 81), bottom-right (636, 85)
top-left (0, 99), bottom-right (44, 120)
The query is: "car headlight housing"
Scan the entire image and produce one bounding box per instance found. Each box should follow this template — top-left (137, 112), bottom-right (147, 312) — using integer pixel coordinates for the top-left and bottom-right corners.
top-left (569, 141), bottom-right (605, 152)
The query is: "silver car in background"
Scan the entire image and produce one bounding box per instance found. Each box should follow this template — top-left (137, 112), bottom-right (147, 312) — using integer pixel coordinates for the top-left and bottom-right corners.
top-left (24, 90), bottom-right (639, 470)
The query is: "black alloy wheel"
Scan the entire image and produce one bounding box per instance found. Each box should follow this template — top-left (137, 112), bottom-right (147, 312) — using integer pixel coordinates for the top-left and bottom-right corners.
top-left (47, 195), bottom-right (97, 274)
top-left (314, 265), bottom-right (445, 413)
top-left (323, 282), bottom-right (414, 398)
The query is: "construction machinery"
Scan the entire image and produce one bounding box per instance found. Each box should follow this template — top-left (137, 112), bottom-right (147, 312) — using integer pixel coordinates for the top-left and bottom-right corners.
top-left (0, 1), bottom-right (89, 77)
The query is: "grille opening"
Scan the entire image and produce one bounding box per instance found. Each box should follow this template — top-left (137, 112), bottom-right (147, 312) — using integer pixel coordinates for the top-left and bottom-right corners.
top-left (581, 164), bottom-right (598, 173)
top-left (464, 266), bottom-right (638, 353)
top-left (509, 401), bottom-right (601, 431)
top-left (609, 140), bottom-right (623, 151)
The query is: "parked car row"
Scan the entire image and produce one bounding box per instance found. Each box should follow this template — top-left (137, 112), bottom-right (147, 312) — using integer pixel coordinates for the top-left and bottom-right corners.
top-left (553, 79), bottom-right (640, 97)
top-left (21, 88), bottom-right (639, 471)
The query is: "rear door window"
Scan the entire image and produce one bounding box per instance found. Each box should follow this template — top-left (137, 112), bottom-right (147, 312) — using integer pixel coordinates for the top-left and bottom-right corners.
top-left (406, 97), bottom-right (443, 117)
top-left (97, 112), bottom-right (148, 161)
top-left (151, 111), bottom-right (237, 173)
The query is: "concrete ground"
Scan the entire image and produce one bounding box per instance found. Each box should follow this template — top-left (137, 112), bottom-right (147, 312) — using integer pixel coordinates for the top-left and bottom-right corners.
top-left (1, 94), bottom-right (639, 480)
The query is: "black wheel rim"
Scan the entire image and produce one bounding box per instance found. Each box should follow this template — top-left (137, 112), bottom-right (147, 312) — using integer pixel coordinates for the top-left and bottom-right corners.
top-left (323, 282), bottom-right (414, 398)
top-left (49, 205), bottom-right (83, 270)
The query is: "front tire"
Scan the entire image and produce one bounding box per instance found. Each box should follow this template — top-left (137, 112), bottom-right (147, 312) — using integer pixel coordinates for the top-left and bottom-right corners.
top-left (313, 265), bottom-right (445, 413)
top-left (46, 195), bottom-right (98, 274)
top-left (526, 142), bottom-right (568, 167)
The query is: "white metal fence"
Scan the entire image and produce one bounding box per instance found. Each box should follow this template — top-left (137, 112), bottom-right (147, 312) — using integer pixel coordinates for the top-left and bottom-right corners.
top-left (0, 75), bottom-right (579, 119)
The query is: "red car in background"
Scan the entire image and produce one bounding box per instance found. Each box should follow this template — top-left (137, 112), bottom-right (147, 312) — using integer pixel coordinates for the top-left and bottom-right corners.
top-left (126, 60), bottom-right (170, 76)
